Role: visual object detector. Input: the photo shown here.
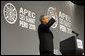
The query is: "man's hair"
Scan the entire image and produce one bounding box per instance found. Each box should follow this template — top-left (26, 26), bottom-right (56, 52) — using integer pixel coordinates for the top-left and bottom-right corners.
top-left (39, 14), bottom-right (46, 23)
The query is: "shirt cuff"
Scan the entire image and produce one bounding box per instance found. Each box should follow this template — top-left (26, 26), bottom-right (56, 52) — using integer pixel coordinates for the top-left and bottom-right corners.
top-left (52, 16), bottom-right (56, 21)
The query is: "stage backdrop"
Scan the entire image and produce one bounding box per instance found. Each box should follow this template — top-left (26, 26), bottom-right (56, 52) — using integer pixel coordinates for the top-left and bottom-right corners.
top-left (1, 1), bottom-right (84, 55)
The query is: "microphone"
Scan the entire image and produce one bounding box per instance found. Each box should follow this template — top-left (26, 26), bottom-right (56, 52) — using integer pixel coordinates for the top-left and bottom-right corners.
top-left (72, 31), bottom-right (79, 36)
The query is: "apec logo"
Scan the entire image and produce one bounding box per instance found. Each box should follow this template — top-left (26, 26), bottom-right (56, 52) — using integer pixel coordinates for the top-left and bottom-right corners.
top-left (3, 3), bottom-right (36, 31)
top-left (47, 7), bottom-right (72, 34)
top-left (3, 3), bottom-right (17, 24)
top-left (47, 7), bottom-right (58, 29)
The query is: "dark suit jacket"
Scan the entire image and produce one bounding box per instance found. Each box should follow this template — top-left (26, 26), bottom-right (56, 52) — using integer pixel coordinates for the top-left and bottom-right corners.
top-left (38, 18), bottom-right (56, 53)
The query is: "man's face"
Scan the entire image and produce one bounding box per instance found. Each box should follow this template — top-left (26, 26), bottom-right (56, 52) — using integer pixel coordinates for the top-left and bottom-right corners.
top-left (42, 15), bottom-right (49, 24)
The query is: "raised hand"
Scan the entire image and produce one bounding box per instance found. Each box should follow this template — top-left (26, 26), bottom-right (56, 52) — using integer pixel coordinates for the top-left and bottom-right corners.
top-left (54, 7), bottom-right (56, 18)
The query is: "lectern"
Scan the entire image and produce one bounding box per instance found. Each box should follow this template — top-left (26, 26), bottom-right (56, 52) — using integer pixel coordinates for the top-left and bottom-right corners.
top-left (60, 36), bottom-right (84, 55)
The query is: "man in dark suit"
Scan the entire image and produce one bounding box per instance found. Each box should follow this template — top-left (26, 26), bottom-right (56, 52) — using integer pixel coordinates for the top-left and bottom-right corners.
top-left (38, 8), bottom-right (57, 55)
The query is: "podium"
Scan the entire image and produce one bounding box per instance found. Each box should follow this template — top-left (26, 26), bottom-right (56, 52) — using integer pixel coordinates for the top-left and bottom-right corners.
top-left (60, 36), bottom-right (84, 55)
